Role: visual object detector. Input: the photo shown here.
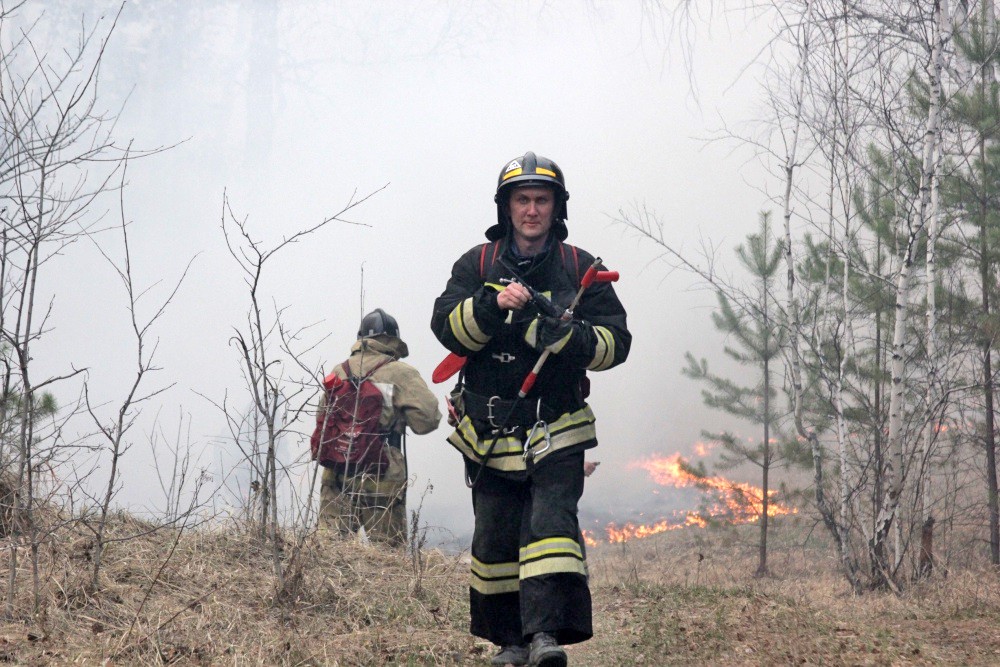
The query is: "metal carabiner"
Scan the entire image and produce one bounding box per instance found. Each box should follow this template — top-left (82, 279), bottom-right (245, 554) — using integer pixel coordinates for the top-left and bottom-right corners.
top-left (486, 395), bottom-right (501, 429)
top-left (523, 419), bottom-right (551, 460)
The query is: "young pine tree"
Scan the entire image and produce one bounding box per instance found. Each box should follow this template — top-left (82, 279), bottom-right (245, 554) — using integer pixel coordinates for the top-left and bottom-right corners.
top-left (684, 211), bottom-right (787, 576)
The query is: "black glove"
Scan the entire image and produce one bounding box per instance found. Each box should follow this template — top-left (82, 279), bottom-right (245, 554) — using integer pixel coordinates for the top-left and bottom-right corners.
top-left (525, 316), bottom-right (575, 353)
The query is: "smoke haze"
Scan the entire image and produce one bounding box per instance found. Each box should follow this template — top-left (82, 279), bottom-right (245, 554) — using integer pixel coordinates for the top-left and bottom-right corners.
top-left (9, 1), bottom-right (776, 547)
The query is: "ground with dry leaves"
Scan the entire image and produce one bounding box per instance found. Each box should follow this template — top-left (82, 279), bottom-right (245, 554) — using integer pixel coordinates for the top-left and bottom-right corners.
top-left (2, 516), bottom-right (1000, 665)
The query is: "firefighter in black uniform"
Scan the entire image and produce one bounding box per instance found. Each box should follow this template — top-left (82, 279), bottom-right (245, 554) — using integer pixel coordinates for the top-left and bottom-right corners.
top-left (431, 152), bottom-right (631, 667)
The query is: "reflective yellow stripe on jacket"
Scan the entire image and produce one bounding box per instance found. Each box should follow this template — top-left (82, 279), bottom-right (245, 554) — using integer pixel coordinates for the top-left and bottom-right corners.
top-left (446, 405), bottom-right (597, 472)
top-left (447, 297), bottom-right (491, 352)
top-left (587, 325), bottom-right (616, 371)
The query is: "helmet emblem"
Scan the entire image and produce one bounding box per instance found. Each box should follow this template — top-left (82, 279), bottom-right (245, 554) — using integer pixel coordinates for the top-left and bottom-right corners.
top-left (504, 160), bottom-right (521, 173)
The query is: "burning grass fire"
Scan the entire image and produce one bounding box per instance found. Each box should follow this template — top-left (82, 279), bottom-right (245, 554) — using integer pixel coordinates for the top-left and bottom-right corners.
top-left (582, 453), bottom-right (796, 547)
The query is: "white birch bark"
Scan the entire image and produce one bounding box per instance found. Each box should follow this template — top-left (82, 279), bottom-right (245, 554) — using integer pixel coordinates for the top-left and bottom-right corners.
top-left (912, 0), bottom-right (949, 576)
top-left (871, 0), bottom-right (945, 587)
top-left (834, 4), bottom-right (854, 567)
top-left (780, 1), bottom-right (860, 590)
top-left (923, 0), bottom-right (949, 490)
top-left (921, 76), bottom-right (945, 522)
top-left (917, 136), bottom-right (942, 576)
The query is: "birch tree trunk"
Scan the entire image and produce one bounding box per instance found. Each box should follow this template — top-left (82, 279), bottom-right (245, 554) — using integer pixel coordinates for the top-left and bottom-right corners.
top-left (919, 78), bottom-right (945, 578)
top-left (779, 0), bottom-right (861, 590)
top-left (915, 0), bottom-right (954, 581)
top-left (834, 2), bottom-right (854, 573)
top-left (918, 137), bottom-right (942, 578)
top-left (870, 0), bottom-right (945, 589)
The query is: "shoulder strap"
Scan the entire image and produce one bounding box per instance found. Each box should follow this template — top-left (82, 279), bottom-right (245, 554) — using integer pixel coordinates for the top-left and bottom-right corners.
top-left (558, 241), bottom-right (581, 287)
top-left (342, 357), bottom-right (393, 383)
top-left (480, 240), bottom-right (578, 285)
top-left (481, 240), bottom-right (578, 286)
top-left (479, 241), bottom-right (500, 280)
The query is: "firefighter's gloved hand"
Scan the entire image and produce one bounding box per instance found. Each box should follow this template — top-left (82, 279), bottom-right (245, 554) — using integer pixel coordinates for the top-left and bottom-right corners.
top-left (525, 316), bottom-right (574, 353)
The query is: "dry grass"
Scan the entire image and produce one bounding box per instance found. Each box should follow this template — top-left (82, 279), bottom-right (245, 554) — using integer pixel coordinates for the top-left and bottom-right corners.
top-left (2, 517), bottom-right (477, 665)
top-left (2, 516), bottom-right (1000, 665)
top-left (579, 522), bottom-right (1000, 666)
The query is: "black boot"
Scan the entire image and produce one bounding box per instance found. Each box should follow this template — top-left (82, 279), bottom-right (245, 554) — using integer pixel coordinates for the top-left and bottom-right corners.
top-left (491, 644), bottom-right (529, 666)
top-left (528, 632), bottom-right (567, 667)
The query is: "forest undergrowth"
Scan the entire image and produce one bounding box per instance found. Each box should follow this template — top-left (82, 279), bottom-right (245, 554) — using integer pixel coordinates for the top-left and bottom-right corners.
top-left (3, 514), bottom-right (1000, 666)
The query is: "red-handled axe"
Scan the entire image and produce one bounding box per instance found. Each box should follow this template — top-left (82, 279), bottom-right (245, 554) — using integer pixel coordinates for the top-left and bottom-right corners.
top-left (517, 259), bottom-right (618, 396)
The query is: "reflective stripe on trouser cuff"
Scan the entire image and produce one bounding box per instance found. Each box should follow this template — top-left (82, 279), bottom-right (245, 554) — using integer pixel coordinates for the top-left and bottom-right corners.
top-left (520, 555), bottom-right (587, 580)
top-left (587, 325), bottom-right (615, 371)
top-left (471, 557), bottom-right (520, 595)
top-left (519, 537), bottom-right (583, 562)
top-left (448, 297), bottom-right (490, 352)
top-left (520, 537), bottom-right (587, 580)
top-left (447, 406), bottom-right (597, 471)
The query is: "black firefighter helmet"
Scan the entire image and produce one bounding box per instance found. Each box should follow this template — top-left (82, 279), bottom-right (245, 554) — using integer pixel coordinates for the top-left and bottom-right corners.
top-left (357, 308), bottom-right (399, 339)
top-left (487, 151), bottom-right (570, 242)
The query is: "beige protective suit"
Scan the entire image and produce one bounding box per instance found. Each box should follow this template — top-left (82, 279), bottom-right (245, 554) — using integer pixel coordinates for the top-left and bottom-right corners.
top-left (318, 335), bottom-right (441, 546)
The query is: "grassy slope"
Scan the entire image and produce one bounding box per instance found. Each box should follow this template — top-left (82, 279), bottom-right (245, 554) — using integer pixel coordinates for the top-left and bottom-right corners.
top-left (2, 519), bottom-right (1000, 665)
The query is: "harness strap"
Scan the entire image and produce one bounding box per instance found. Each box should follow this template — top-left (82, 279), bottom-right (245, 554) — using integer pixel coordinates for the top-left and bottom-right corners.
top-left (558, 241), bottom-right (580, 286)
top-left (462, 389), bottom-right (560, 426)
top-left (481, 240), bottom-right (581, 288)
top-left (342, 355), bottom-right (393, 383)
top-left (479, 241), bottom-right (502, 278)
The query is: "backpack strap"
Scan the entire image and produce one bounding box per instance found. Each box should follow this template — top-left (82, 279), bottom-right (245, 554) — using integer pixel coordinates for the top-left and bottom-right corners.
top-left (341, 356), bottom-right (393, 383)
top-left (479, 241), bottom-right (501, 279)
top-left (481, 240), bottom-right (579, 287)
top-left (558, 241), bottom-right (581, 288)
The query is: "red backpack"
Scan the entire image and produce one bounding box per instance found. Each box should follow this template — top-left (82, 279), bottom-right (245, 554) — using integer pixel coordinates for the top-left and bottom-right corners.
top-left (311, 358), bottom-right (392, 469)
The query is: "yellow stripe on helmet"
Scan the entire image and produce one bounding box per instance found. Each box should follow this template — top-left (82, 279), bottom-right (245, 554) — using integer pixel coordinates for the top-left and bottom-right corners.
top-left (502, 167), bottom-right (557, 181)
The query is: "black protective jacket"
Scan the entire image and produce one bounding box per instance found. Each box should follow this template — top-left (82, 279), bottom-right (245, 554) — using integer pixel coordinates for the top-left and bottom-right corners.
top-left (431, 237), bottom-right (631, 471)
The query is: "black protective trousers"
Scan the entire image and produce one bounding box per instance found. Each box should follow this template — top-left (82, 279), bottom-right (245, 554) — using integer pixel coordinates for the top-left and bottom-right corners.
top-left (468, 450), bottom-right (592, 647)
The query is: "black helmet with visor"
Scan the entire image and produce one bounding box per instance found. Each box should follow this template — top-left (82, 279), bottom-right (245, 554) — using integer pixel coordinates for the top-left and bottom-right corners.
top-left (357, 308), bottom-right (400, 339)
top-left (487, 151), bottom-right (569, 242)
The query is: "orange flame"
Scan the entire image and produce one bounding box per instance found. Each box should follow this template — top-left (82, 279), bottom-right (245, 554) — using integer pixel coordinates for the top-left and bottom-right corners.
top-left (633, 454), bottom-right (793, 517)
top-left (587, 453), bottom-right (796, 545)
top-left (693, 440), bottom-right (714, 457)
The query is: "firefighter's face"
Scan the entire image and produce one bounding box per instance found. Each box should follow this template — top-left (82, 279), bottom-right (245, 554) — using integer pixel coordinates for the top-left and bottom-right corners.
top-left (508, 186), bottom-right (555, 245)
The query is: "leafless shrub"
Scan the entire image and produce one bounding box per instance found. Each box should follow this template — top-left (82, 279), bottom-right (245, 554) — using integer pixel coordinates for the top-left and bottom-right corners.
top-left (213, 184), bottom-right (385, 591)
top-left (80, 152), bottom-right (194, 592)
